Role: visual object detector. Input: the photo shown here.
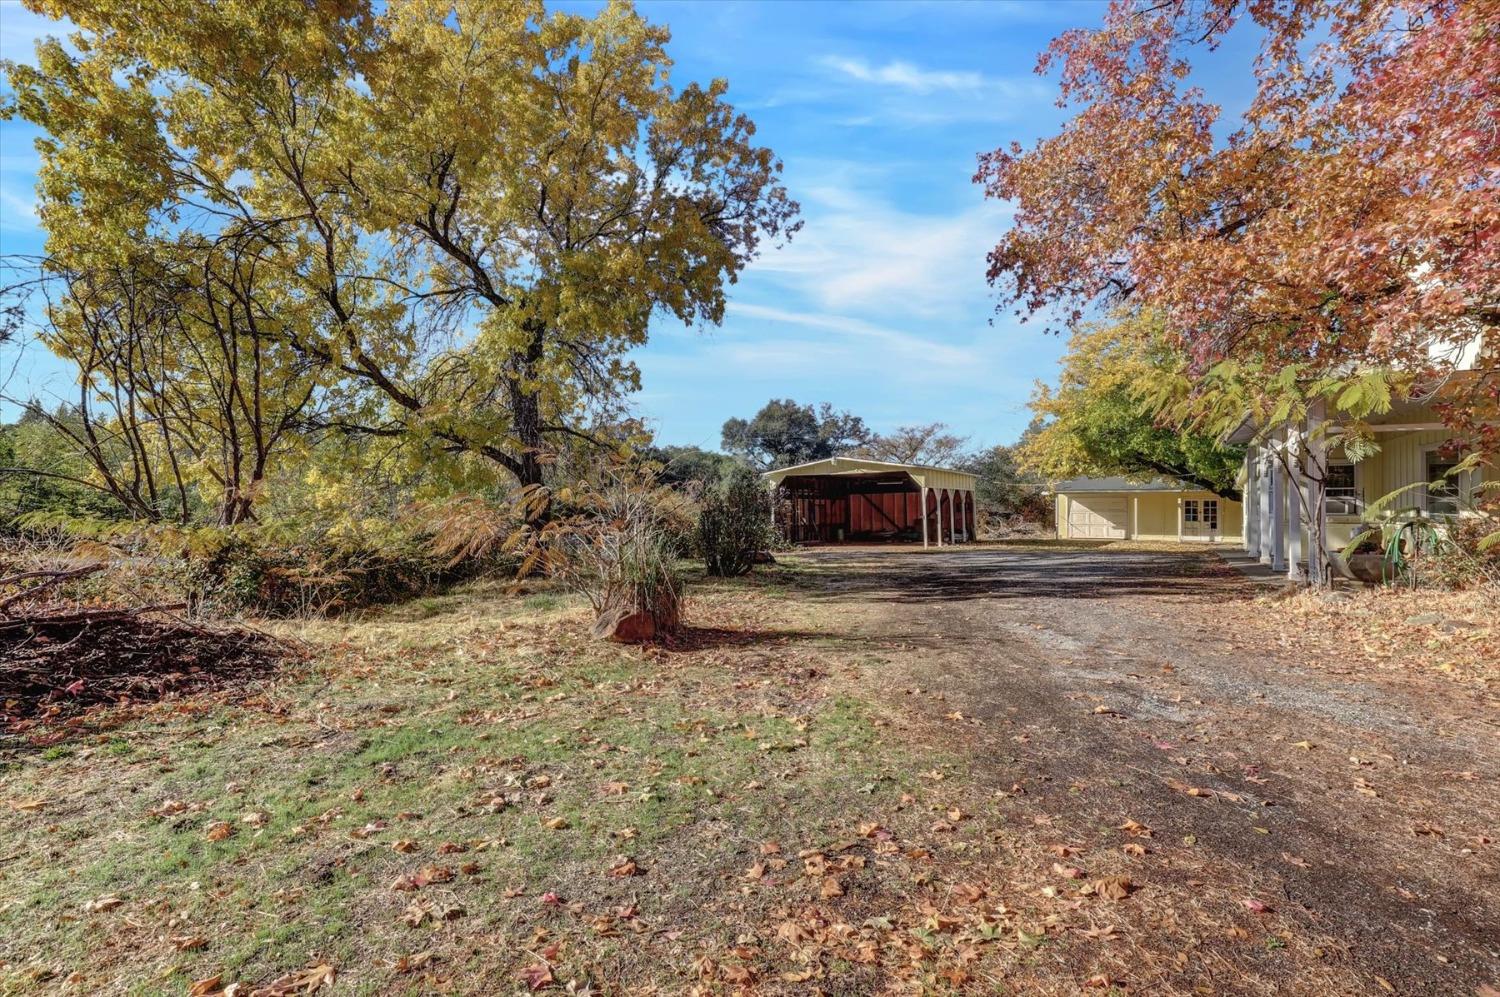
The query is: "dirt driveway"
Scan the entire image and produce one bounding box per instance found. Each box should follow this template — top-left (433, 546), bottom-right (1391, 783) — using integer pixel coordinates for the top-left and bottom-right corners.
top-left (794, 543), bottom-right (1500, 995)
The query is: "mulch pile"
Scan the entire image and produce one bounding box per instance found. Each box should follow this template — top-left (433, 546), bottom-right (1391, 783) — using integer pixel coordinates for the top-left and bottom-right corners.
top-left (1, 565), bottom-right (294, 722)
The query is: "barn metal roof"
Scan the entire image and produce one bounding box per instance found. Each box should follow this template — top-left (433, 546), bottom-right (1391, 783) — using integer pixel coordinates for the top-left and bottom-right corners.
top-left (763, 457), bottom-right (977, 494)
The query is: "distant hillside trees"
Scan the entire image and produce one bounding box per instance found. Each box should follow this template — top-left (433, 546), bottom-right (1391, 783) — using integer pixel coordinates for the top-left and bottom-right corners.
top-left (855, 423), bottom-right (969, 467)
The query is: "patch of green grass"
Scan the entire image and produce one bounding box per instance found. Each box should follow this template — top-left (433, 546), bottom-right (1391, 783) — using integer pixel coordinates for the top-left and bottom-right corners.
top-left (0, 574), bottom-right (943, 994)
top-left (102, 737), bottom-right (134, 758)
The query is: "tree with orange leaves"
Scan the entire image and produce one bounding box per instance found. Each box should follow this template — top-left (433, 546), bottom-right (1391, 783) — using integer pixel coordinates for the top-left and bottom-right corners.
top-left (978, 0), bottom-right (1496, 440)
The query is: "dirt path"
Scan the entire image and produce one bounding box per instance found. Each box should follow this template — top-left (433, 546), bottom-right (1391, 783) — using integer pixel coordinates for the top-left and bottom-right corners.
top-left (795, 544), bottom-right (1500, 995)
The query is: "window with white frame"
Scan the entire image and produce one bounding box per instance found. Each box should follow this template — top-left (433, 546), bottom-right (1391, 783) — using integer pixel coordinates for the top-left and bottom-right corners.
top-left (1325, 462), bottom-right (1358, 515)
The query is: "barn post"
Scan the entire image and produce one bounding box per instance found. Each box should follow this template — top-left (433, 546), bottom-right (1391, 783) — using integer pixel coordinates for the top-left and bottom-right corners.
top-left (921, 486), bottom-right (929, 548)
top-left (935, 489), bottom-right (944, 547)
top-left (947, 488), bottom-right (957, 544)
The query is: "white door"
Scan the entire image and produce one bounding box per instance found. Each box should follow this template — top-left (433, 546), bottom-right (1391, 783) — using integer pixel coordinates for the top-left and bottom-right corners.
top-left (1067, 496), bottom-right (1128, 539)
top-left (1182, 499), bottom-right (1220, 541)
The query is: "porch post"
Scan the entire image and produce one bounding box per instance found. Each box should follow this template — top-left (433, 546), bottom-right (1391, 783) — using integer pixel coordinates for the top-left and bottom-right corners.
top-left (1269, 433), bottom-right (1288, 573)
top-left (1243, 448), bottom-right (1259, 557)
top-left (947, 489), bottom-right (957, 544)
top-left (1286, 430), bottom-right (1305, 582)
top-left (1258, 448), bottom-right (1274, 566)
top-left (1305, 402), bottom-right (1328, 584)
top-left (921, 487), bottom-right (929, 548)
top-left (936, 489), bottom-right (945, 547)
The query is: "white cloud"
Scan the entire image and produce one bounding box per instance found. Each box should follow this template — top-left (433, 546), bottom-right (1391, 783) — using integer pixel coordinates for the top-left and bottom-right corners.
top-left (0, 185), bottom-right (38, 232)
top-left (803, 53), bottom-right (1052, 126)
top-left (821, 56), bottom-right (986, 95)
top-left (751, 175), bottom-right (1013, 321)
top-left (726, 302), bottom-right (971, 370)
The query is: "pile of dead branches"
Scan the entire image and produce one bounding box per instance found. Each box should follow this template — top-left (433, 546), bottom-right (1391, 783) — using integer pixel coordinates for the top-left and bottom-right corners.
top-left (1, 564), bottom-right (293, 720)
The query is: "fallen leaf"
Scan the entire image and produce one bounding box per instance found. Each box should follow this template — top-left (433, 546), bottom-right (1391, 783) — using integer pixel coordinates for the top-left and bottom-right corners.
top-left (401, 901), bottom-right (432, 927)
top-left (188, 975), bottom-right (222, 996)
top-left (413, 865), bottom-right (453, 886)
top-left (247, 963), bottom-right (335, 995)
top-left (1091, 876), bottom-right (1134, 901)
top-left (518, 963), bottom-right (554, 990)
top-left (205, 821), bottom-right (235, 842)
top-left (394, 952), bottom-right (433, 974)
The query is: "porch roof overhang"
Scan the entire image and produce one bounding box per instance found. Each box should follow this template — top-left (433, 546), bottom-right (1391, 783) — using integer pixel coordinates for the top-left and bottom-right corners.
top-left (1222, 399), bottom-right (1453, 446)
top-left (762, 457), bottom-right (976, 494)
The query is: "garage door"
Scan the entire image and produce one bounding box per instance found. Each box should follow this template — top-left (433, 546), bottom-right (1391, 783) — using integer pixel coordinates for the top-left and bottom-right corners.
top-left (1067, 496), bottom-right (1127, 539)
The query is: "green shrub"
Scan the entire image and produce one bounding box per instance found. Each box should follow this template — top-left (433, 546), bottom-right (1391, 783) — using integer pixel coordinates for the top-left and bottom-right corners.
top-left (698, 466), bottom-right (771, 577)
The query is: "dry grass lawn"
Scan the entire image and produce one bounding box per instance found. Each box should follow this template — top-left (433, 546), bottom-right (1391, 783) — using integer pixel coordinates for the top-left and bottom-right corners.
top-left (2, 553), bottom-right (1496, 995)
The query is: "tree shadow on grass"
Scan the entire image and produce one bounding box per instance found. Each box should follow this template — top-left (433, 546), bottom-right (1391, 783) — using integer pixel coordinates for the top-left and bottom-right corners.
top-left (784, 546), bottom-right (1257, 605)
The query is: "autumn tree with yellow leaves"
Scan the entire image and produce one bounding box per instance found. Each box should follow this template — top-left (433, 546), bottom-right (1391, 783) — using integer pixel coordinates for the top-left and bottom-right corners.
top-left (4, 0), bottom-right (798, 523)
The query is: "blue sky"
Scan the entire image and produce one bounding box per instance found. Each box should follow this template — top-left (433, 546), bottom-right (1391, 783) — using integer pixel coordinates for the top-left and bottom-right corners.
top-left (0, 0), bottom-right (1106, 449)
